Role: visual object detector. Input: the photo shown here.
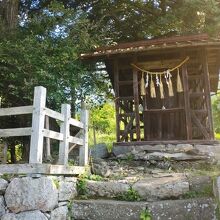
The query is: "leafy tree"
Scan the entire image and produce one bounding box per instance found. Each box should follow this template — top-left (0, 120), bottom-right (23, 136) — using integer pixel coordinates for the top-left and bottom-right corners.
top-left (0, 0), bottom-right (111, 162)
top-left (212, 95), bottom-right (220, 133)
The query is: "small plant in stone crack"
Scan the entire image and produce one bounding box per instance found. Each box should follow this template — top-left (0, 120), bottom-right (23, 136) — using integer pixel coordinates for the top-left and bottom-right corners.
top-left (87, 174), bottom-right (103, 181)
top-left (117, 186), bottom-right (140, 201)
top-left (51, 178), bottom-right (60, 189)
top-left (140, 208), bottom-right (152, 220)
top-left (76, 176), bottom-right (88, 199)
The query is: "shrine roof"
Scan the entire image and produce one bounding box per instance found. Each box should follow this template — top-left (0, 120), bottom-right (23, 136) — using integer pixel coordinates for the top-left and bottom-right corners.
top-left (81, 34), bottom-right (220, 59)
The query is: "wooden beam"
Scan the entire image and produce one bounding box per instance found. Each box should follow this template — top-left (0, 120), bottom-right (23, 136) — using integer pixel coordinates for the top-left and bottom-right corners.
top-left (58, 104), bottom-right (71, 165)
top-left (114, 59), bottom-right (120, 142)
top-left (133, 59), bottom-right (141, 141)
top-left (43, 129), bottom-right (63, 141)
top-left (79, 103), bottom-right (89, 166)
top-left (182, 64), bottom-right (192, 139)
top-left (120, 115), bottom-right (135, 141)
top-left (0, 106), bottom-right (33, 116)
top-left (69, 136), bottom-right (83, 146)
top-left (191, 111), bottom-right (209, 139)
top-left (114, 139), bottom-right (219, 146)
top-left (0, 164), bottom-right (86, 175)
top-left (29, 86), bottom-right (46, 164)
top-left (201, 49), bottom-right (214, 139)
top-left (44, 108), bottom-right (64, 121)
top-left (0, 127), bottom-right (31, 137)
top-left (69, 118), bottom-right (84, 129)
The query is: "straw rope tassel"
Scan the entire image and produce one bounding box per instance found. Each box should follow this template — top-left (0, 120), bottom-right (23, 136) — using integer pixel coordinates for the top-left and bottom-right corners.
top-left (150, 75), bottom-right (156, 98)
top-left (140, 72), bottom-right (146, 96)
top-left (168, 77), bottom-right (174, 97)
top-left (177, 68), bottom-right (183, 93)
top-left (159, 75), bottom-right (164, 99)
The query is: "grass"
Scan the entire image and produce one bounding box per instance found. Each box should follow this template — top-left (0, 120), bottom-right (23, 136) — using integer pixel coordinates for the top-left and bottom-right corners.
top-left (88, 129), bottom-right (115, 152)
top-left (215, 133), bottom-right (220, 140)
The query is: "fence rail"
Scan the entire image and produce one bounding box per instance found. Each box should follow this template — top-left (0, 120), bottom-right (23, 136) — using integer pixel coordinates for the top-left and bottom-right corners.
top-left (0, 86), bottom-right (89, 167)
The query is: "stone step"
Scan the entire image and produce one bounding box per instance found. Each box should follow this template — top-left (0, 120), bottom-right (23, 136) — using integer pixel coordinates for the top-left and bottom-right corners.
top-left (71, 198), bottom-right (216, 220)
top-left (82, 173), bottom-right (212, 201)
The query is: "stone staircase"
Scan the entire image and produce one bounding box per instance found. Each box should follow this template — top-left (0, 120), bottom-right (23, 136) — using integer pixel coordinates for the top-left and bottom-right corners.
top-left (70, 143), bottom-right (220, 220)
top-left (71, 173), bottom-right (217, 219)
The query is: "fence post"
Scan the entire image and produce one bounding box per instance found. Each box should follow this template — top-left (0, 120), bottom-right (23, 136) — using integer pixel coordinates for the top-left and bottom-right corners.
top-left (58, 104), bottom-right (71, 165)
top-left (29, 86), bottom-right (46, 164)
top-left (79, 102), bottom-right (89, 166)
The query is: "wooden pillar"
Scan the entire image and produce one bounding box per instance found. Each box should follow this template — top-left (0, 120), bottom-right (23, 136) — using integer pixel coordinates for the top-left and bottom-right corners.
top-left (58, 104), bottom-right (71, 165)
top-left (182, 64), bottom-right (192, 140)
top-left (201, 49), bottom-right (214, 139)
top-left (133, 67), bottom-right (141, 141)
top-left (45, 115), bottom-right (51, 161)
top-left (29, 86), bottom-right (46, 164)
top-left (114, 59), bottom-right (120, 142)
top-left (79, 102), bottom-right (89, 166)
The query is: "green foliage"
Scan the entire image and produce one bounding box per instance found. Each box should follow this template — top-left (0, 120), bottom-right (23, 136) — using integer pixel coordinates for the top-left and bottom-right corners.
top-left (117, 186), bottom-right (140, 201)
top-left (71, 0), bottom-right (220, 42)
top-left (140, 209), bottom-right (152, 220)
top-left (87, 174), bottom-right (103, 181)
top-left (90, 102), bottom-right (116, 134)
top-left (51, 178), bottom-right (60, 189)
top-left (182, 185), bottom-right (213, 199)
top-left (89, 102), bottom-right (116, 150)
top-left (76, 177), bottom-right (88, 197)
top-left (212, 95), bottom-right (220, 133)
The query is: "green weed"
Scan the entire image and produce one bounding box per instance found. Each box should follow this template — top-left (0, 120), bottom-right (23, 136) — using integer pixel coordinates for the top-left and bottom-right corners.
top-left (117, 186), bottom-right (140, 201)
top-left (140, 208), bottom-right (152, 220)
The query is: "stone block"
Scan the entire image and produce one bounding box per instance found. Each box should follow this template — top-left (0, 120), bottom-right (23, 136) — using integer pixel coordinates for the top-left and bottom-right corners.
top-left (50, 206), bottom-right (68, 220)
top-left (0, 196), bottom-right (5, 217)
top-left (1, 210), bottom-right (47, 220)
top-left (5, 177), bottom-right (58, 213)
top-left (112, 145), bottom-right (132, 156)
top-left (133, 173), bottom-right (189, 200)
top-left (59, 177), bottom-right (77, 201)
top-left (71, 198), bottom-right (216, 220)
top-left (91, 144), bottom-right (109, 159)
top-left (0, 179), bottom-right (8, 195)
top-left (86, 180), bottom-right (130, 198)
top-left (188, 175), bottom-right (212, 192)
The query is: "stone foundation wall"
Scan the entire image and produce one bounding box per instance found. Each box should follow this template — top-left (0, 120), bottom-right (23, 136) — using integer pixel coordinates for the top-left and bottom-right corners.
top-left (0, 175), bottom-right (77, 220)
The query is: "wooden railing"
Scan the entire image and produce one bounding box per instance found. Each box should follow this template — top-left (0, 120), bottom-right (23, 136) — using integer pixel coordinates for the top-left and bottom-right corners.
top-left (0, 86), bottom-right (88, 166)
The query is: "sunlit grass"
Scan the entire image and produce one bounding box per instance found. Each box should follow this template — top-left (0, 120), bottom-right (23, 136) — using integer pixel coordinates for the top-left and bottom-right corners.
top-left (88, 129), bottom-right (115, 152)
top-left (215, 133), bottom-right (220, 140)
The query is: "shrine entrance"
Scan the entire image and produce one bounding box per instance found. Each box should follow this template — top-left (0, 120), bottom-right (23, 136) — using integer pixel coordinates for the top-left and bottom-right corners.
top-left (82, 34), bottom-right (220, 144)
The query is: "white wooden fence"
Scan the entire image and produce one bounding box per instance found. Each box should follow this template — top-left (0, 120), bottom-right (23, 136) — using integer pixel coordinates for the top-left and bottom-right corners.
top-left (0, 86), bottom-right (88, 166)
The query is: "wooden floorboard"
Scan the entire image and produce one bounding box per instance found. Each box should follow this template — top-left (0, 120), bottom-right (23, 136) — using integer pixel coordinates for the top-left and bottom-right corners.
top-left (0, 164), bottom-right (86, 175)
top-left (114, 139), bottom-right (220, 146)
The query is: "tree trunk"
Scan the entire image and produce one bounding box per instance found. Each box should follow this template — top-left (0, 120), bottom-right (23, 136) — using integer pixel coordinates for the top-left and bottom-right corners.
top-left (0, 0), bottom-right (19, 31)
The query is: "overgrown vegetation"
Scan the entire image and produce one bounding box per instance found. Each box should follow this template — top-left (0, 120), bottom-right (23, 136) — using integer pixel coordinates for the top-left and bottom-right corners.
top-left (182, 185), bottom-right (213, 199)
top-left (117, 186), bottom-right (141, 201)
top-left (140, 208), bottom-right (152, 220)
top-left (2, 0), bottom-right (220, 160)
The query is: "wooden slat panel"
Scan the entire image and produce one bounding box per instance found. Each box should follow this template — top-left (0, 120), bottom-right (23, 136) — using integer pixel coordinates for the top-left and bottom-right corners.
top-left (69, 118), bottom-right (84, 129)
top-left (0, 127), bottom-right (31, 137)
top-left (69, 136), bottom-right (84, 146)
top-left (191, 111), bottom-right (209, 139)
top-left (45, 108), bottom-right (64, 121)
top-left (43, 129), bottom-right (63, 141)
top-left (118, 80), bottom-right (133, 85)
top-left (201, 49), bottom-right (214, 139)
top-left (0, 106), bottom-right (33, 116)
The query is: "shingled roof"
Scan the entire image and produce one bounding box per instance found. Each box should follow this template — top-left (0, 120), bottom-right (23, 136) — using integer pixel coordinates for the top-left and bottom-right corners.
top-left (81, 34), bottom-right (220, 59)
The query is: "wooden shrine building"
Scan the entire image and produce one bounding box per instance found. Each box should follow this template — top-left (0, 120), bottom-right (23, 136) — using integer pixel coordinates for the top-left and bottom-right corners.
top-left (82, 34), bottom-right (220, 144)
